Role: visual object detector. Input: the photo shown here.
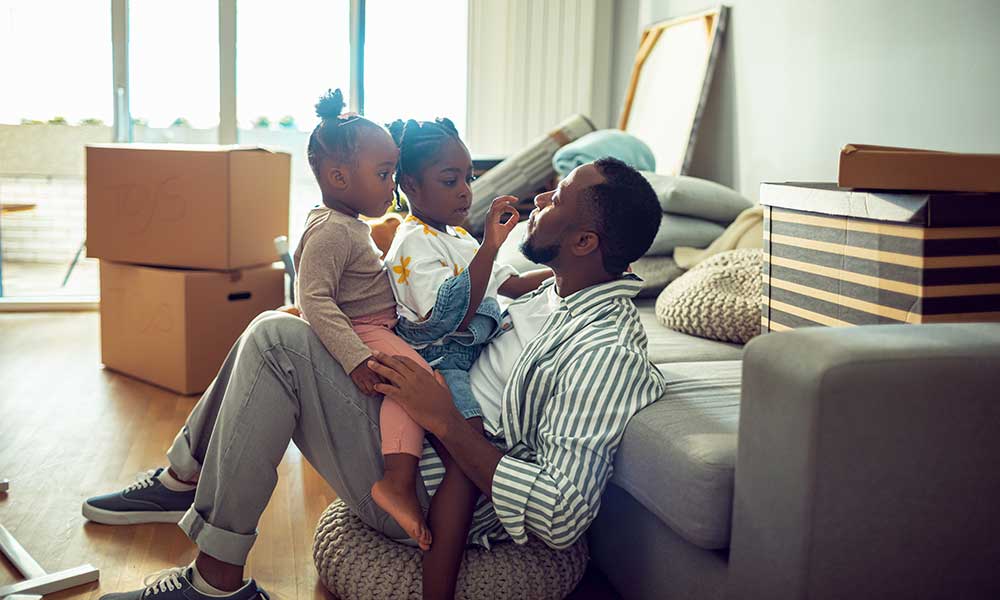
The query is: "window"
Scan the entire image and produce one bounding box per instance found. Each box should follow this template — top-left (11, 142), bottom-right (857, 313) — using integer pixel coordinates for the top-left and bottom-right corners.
top-left (0, 0), bottom-right (470, 306)
top-left (129, 0), bottom-right (220, 138)
top-left (0, 0), bottom-right (111, 299)
top-left (363, 0), bottom-right (468, 136)
top-left (236, 0), bottom-right (351, 244)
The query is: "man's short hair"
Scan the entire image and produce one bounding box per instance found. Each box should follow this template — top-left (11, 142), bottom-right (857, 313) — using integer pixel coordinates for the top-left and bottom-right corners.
top-left (581, 157), bottom-right (661, 275)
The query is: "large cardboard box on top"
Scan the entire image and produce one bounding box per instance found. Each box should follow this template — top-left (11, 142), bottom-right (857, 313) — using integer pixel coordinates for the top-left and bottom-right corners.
top-left (87, 144), bottom-right (290, 270)
top-left (760, 183), bottom-right (1000, 333)
top-left (100, 260), bottom-right (284, 394)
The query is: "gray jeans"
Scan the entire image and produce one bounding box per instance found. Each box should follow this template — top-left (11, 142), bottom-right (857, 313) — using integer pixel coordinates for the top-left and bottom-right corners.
top-left (166, 311), bottom-right (429, 565)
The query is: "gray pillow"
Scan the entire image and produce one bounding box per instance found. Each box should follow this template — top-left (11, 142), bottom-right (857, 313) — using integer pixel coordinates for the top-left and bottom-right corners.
top-left (655, 248), bottom-right (763, 344)
top-left (648, 214), bottom-right (725, 256)
top-left (640, 172), bottom-right (753, 224)
top-left (631, 255), bottom-right (685, 298)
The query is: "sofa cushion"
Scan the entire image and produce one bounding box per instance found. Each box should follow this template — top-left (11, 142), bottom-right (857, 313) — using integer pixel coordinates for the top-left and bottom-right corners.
top-left (635, 300), bottom-right (743, 364)
top-left (611, 360), bottom-right (741, 550)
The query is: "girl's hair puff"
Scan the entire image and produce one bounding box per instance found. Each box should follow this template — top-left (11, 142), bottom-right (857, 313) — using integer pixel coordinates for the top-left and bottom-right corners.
top-left (307, 88), bottom-right (383, 178)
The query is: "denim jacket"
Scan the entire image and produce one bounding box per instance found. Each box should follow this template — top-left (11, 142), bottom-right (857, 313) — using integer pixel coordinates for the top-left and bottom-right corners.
top-left (395, 268), bottom-right (504, 349)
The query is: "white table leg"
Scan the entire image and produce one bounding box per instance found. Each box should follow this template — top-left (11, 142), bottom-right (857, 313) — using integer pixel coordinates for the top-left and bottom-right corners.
top-left (0, 521), bottom-right (100, 598)
top-left (0, 564), bottom-right (100, 597)
top-left (0, 524), bottom-right (47, 580)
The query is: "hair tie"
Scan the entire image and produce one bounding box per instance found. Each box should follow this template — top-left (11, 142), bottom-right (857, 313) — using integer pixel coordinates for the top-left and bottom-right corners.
top-left (337, 112), bottom-right (363, 127)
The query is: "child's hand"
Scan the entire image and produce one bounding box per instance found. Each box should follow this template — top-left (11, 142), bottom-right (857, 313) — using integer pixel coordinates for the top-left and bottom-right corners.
top-left (350, 361), bottom-right (383, 396)
top-left (482, 196), bottom-right (520, 250)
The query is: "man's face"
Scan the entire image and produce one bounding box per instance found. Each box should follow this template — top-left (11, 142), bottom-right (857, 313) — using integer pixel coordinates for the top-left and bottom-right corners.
top-left (520, 163), bottom-right (604, 266)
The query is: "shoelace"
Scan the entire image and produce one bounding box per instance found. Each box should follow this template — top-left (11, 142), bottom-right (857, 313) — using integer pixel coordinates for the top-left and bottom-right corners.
top-left (124, 470), bottom-right (159, 494)
top-left (139, 566), bottom-right (270, 600)
top-left (142, 566), bottom-right (187, 597)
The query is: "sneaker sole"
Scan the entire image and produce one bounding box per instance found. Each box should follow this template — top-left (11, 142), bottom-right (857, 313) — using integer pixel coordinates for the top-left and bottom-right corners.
top-left (82, 502), bottom-right (187, 525)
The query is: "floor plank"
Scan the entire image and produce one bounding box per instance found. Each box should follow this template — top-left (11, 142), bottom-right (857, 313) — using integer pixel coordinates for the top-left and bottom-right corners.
top-left (0, 312), bottom-right (617, 599)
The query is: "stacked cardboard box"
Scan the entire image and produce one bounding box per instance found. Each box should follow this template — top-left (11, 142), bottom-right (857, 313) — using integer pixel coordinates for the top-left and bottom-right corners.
top-left (87, 144), bottom-right (291, 394)
top-left (760, 145), bottom-right (1000, 333)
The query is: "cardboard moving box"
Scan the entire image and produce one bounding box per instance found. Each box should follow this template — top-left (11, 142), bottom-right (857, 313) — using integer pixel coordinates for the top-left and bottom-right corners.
top-left (87, 144), bottom-right (290, 270)
top-left (100, 260), bottom-right (284, 394)
top-left (760, 183), bottom-right (1000, 332)
top-left (838, 144), bottom-right (1000, 193)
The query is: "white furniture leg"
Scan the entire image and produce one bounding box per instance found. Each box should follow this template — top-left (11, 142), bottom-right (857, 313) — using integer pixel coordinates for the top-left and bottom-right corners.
top-left (0, 522), bottom-right (99, 598)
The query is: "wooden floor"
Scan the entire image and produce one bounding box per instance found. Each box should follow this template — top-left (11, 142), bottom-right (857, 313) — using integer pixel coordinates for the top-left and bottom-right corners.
top-left (0, 312), bottom-right (617, 599)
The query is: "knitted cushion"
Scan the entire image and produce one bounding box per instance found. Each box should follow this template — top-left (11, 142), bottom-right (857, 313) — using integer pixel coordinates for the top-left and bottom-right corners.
top-left (313, 500), bottom-right (589, 600)
top-left (655, 248), bottom-right (764, 344)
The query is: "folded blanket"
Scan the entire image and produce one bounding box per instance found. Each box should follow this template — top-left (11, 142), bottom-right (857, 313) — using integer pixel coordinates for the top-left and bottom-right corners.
top-left (648, 213), bottom-right (725, 256)
top-left (673, 206), bottom-right (763, 269)
top-left (640, 172), bottom-right (752, 224)
top-left (553, 130), bottom-right (655, 176)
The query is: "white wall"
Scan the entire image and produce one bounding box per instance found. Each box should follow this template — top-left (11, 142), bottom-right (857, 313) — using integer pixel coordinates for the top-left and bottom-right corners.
top-left (609, 0), bottom-right (1000, 199)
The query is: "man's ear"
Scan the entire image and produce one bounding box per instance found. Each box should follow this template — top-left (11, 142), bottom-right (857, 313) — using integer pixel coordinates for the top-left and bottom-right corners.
top-left (569, 230), bottom-right (601, 258)
top-left (325, 164), bottom-right (350, 191)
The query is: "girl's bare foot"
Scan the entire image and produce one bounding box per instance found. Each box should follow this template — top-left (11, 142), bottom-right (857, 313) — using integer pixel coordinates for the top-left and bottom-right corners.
top-left (372, 478), bottom-right (432, 550)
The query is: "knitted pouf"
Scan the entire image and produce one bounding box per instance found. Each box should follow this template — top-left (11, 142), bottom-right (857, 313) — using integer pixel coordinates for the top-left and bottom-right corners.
top-left (655, 248), bottom-right (764, 344)
top-left (313, 500), bottom-right (589, 600)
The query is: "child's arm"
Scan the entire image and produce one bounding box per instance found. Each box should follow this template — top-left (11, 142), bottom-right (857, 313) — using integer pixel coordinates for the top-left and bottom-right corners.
top-left (458, 196), bottom-right (519, 330)
top-left (297, 225), bottom-right (380, 394)
top-left (497, 267), bottom-right (554, 298)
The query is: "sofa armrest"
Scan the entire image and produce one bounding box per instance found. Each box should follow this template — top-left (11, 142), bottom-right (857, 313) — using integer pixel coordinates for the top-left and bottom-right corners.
top-left (728, 323), bottom-right (1000, 600)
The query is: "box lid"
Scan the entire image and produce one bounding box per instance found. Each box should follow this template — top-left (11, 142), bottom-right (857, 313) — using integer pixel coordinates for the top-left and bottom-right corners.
top-left (86, 143), bottom-right (286, 154)
top-left (759, 182), bottom-right (1000, 227)
top-left (838, 144), bottom-right (1000, 193)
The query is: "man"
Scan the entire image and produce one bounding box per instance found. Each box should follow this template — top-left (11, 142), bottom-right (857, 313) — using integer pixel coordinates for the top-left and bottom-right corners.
top-left (84, 157), bottom-right (666, 600)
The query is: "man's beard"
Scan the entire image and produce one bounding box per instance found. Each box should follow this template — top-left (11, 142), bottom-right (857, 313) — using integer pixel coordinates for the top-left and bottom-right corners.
top-left (519, 237), bottom-right (560, 265)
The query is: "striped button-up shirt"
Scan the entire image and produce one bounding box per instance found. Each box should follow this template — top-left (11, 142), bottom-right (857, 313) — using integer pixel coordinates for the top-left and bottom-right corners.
top-left (418, 274), bottom-right (666, 549)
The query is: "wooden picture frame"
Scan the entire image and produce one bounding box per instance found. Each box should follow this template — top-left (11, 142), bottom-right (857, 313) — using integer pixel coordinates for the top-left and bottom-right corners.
top-left (619, 6), bottom-right (729, 176)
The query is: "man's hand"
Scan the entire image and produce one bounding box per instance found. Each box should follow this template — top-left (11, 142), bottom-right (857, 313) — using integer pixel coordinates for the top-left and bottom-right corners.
top-left (367, 351), bottom-right (461, 436)
top-left (482, 196), bottom-right (520, 251)
top-left (349, 361), bottom-right (383, 396)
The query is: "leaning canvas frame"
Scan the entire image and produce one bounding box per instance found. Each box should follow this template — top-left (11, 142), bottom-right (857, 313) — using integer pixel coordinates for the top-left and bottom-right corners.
top-left (619, 6), bottom-right (729, 176)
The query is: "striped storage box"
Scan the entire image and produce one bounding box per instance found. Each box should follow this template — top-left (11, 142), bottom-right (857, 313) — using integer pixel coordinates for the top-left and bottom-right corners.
top-left (760, 183), bottom-right (1000, 332)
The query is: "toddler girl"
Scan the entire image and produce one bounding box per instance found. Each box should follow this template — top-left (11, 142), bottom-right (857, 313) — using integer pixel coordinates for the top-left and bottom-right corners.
top-left (293, 89), bottom-right (437, 548)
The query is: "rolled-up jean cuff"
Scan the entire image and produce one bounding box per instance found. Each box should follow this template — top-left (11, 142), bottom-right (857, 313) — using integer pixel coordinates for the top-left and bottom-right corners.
top-left (178, 507), bottom-right (258, 566)
top-left (166, 429), bottom-right (202, 483)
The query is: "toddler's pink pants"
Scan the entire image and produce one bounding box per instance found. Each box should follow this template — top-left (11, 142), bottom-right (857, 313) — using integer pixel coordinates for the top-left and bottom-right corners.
top-left (352, 307), bottom-right (429, 458)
